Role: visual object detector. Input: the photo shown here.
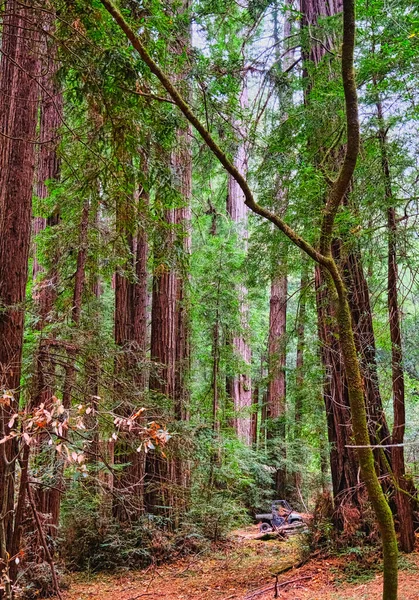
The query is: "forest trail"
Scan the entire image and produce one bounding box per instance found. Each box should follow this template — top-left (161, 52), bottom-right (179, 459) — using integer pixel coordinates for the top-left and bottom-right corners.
top-left (58, 527), bottom-right (419, 600)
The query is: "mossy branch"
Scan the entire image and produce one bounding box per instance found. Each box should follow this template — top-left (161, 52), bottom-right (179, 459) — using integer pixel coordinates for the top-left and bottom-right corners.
top-left (98, 0), bottom-right (328, 268)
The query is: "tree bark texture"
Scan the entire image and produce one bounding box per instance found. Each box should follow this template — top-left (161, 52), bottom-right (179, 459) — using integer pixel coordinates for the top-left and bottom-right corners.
top-left (303, 0), bottom-right (390, 516)
top-left (267, 272), bottom-right (287, 495)
top-left (315, 264), bottom-right (360, 508)
top-left (147, 0), bottom-right (192, 517)
top-left (227, 85), bottom-right (252, 446)
top-left (113, 185), bottom-right (148, 520)
top-left (0, 0), bottom-right (40, 590)
top-left (293, 262), bottom-right (308, 495)
top-left (375, 97), bottom-right (415, 553)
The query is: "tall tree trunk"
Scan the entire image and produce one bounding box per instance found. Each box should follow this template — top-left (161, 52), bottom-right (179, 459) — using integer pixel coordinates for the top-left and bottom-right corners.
top-left (302, 0), bottom-right (391, 518)
top-left (301, 0), bottom-right (360, 514)
top-left (266, 4), bottom-right (294, 493)
top-left (267, 272), bottom-right (287, 495)
top-left (293, 261), bottom-right (308, 495)
top-left (147, 0), bottom-right (192, 517)
top-left (31, 14), bottom-right (63, 535)
top-left (173, 133), bottom-right (192, 422)
top-left (113, 182), bottom-right (149, 520)
top-left (0, 0), bottom-right (39, 591)
top-left (315, 264), bottom-right (360, 507)
top-left (32, 10), bottom-right (61, 284)
top-left (375, 98), bottom-right (415, 553)
top-left (227, 84), bottom-right (252, 446)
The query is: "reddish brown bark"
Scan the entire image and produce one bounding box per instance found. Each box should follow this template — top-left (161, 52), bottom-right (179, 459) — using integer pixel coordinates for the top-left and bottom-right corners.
top-left (150, 230), bottom-right (177, 400)
top-left (268, 275), bottom-right (287, 421)
top-left (315, 265), bottom-right (360, 508)
top-left (174, 141), bottom-right (192, 422)
top-left (113, 185), bottom-right (149, 520)
top-left (32, 14), bottom-right (62, 429)
top-left (0, 0), bottom-right (40, 589)
top-left (302, 0), bottom-right (391, 516)
top-left (146, 1), bottom-right (193, 519)
top-left (375, 97), bottom-right (415, 552)
top-left (302, 0), bottom-right (360, 512)
top-left (344, 249), bottom-right (391, 455)
top-left (267, 272), bottom-right (287, 495)
top-left (301, 0), bottom-right (343, 65)
top-left (32, 10), bottom-right (61, 285)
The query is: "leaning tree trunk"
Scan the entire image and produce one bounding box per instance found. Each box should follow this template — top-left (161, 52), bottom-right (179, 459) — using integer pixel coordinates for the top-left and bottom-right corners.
top-left (0, 0), bottom-right (39, 593)
top-left (303, 0), bottom-right (391, 520)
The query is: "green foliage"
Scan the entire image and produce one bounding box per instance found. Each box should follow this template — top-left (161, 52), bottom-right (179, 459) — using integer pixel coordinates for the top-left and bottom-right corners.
top-left (8, 0), bottom-right (419, 591)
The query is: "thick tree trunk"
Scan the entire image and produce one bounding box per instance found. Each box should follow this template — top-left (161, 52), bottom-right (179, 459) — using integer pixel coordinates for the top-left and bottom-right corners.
top-left (113, 185), bottom-right (149, 520)
top-left (315, 265), bottom-right (360, 507)
top-left (150, 231), bottom-right (177, 400)
top-left (31, 19), bottom-right (62, 526)
top-left (329, 269), bottom-right (398, 600)
top-left (147, 0), bottom-right (192, 517)
top-left (303, 0), bottom-right (390, 514)
top-left (32, 10), bottom-right (61, 285)
top-left (317, 243), bottom-right (390, 507)
top-left (227, 86), bottom-right (252, 446)
top-left (0, 0), bottom-right (39, 591)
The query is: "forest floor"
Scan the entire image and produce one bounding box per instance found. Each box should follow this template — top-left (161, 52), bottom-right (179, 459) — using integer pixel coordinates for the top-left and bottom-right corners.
top-left (58, 526), bottom-right (419, 600)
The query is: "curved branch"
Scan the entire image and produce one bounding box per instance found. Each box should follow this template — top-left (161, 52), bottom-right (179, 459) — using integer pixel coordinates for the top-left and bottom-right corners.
top-left (97, 0), bottom-right (328, 267)
top-left (319, 0), bottom-right (360, 254)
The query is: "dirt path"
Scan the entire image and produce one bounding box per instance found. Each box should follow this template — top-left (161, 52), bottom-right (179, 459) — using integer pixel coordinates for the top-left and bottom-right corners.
top-left (59, 527), bottom-right (419, 600)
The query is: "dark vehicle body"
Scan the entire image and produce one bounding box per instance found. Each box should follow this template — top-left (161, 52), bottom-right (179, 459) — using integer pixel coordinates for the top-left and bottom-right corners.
top-left (255, 499), bottom-right (303, 533)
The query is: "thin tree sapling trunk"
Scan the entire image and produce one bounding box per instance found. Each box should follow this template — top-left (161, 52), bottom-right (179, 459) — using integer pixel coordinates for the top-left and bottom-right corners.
top-left (376, 96), bottom-right (415, 553)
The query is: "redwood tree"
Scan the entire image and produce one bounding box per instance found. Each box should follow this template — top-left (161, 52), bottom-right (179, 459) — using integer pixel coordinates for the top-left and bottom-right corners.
top-left (376, 96), bottom-right (415, 552)
top-left (0, 0), bottom-right (40, 592)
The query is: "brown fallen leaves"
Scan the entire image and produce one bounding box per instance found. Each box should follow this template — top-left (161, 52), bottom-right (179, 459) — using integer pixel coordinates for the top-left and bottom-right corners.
top-left (57, 527), bottom-right (419, 600)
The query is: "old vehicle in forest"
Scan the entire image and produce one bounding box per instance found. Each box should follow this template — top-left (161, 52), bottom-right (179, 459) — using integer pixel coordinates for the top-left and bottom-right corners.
top-left (255, 499), bottom-right (304, 533)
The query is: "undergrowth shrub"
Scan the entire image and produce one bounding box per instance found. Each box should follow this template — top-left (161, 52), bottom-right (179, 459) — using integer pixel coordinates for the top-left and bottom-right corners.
top-left (59, 487), bottom-right (210, 572)
top-left (15, 563), bottom-right (70, 600)
top-left (307, 491), bottom-right (379, 556)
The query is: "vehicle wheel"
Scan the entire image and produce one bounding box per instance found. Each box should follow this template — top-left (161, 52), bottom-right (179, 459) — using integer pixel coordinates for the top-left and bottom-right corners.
top-left (259, 522), bottom-right (272, 533)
